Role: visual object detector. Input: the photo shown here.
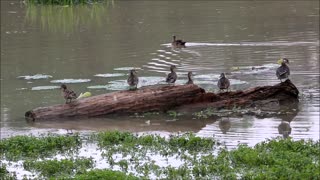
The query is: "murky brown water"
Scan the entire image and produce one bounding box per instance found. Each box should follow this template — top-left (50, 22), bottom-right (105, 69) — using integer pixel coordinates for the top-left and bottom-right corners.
top-left (1, 1), bottom-right (319, 146)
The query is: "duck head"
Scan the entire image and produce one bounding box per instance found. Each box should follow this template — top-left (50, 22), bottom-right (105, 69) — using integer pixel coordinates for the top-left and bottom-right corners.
top-left (187, 71), bottom-right (193, 78)
top-left (170, 65), bottom-right (177, 72)
top-left (220, 73), bottom-right (225, 78)
top-left (172, 35), bottom-right (176, 41)
top-left (129, 69), bottom-right (137, 75)
top-left (60, 84), bottom-right (67, 90)
top-left (282, 58), bottom-right (289, 64)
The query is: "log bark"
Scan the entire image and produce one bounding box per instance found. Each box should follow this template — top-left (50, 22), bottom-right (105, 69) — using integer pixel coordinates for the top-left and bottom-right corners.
top-left (25, 80), bottom-right (299, 121)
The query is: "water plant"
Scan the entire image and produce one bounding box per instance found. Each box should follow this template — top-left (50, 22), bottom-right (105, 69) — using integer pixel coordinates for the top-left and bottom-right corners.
top-left (70, 169), bottom-right (140, 180)
top-left (0, 134), bottom-right (81, 160)
top-left (24, 0), bottom-right (112, 5)
top-left (23, 158), bottom-right (93, 178)
top-left (0, 164), bottom-right (17, 180)
top-left (25, 2), bottom-right (112, 33)
top-left (1, 132), bottom-right (319, 179)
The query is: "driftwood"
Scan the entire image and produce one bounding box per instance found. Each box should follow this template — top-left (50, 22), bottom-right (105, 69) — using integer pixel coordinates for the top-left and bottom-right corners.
top-left (25, 80), bottom-right (299, 121)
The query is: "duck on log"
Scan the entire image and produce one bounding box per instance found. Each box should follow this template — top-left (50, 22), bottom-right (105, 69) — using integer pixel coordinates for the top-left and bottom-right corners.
top-left (25, 80), bottom-right (299, 121)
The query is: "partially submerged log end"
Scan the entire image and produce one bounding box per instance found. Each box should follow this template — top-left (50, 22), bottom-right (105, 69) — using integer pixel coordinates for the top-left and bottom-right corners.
top-left (25, 110), bottom-right (36, 122)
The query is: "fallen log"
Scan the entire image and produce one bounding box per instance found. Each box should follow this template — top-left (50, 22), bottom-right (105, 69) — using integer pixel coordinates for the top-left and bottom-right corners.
top-left (25, 79), bottom-right (299, 121)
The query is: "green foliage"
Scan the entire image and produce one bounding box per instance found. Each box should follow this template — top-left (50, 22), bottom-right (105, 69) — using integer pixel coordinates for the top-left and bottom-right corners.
top-left (24, 0), bottom-right (109, 5)
top-left (23, 158), bottom-right (93, 178)
top-left (167, 110), bottom-right (182, 119)
top-left (71, 169), bottom-right (139, 180)
top-left (1, 132), bottom-right (319, 179)
top-left (192, 108), bottom-right (216, 119)
top-left (25, 3), bottom-right (110, 34)
top-left (0, 134), bottom-right (81, 160)
top-left (0, 164), bottom-right (16, 180)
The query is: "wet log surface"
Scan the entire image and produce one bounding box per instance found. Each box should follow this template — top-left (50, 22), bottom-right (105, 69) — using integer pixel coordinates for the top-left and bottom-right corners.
top-left (25, 80), bottom-right (299, 121)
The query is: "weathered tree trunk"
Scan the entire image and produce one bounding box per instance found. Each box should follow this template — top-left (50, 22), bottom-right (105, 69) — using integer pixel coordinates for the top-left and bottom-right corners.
top-left (25, 80), bottom-right (299, 121)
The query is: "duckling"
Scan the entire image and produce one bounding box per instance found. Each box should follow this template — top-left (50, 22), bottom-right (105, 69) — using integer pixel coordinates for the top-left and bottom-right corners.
top-left (127, 69), bottom-right (139, 90)
top-left (276, 58), bottom-right (290, 82)
top-left (186, 71), bottom-right (193, 84)
top-left (166, 65), bottom-right (177, 84)
top-left (60, 84), bottom-right (77, 104)
top-left (172, 35), bottom-right (186, 48)
top-left (217, 73), bottom-right (230, 92)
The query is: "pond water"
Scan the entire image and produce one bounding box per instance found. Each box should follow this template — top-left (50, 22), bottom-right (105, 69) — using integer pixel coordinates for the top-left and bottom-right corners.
top-left (1, 1), bottom-right (319, 147)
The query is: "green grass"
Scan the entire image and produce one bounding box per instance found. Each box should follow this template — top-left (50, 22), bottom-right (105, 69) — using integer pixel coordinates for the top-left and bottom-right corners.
top-left (0, 164), bottom-right (16, 180)
top-left (23, 158), bottom-right (93, 178)
top-left (0, 134), bottom-right (81, 161)
top-left (70, 169), bottom-right (139, 180)
top-left (1, 132), bottom-right (319, 179)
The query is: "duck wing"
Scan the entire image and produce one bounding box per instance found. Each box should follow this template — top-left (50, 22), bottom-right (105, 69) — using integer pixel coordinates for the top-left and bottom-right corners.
top-left (166, 72), bottom-right (177, 83)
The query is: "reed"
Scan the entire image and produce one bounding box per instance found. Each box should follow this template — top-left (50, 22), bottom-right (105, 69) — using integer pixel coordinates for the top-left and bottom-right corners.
top-left (24, 0), bottom-right (109, 6)
top-left (25, 3), bottom-right (110, 33)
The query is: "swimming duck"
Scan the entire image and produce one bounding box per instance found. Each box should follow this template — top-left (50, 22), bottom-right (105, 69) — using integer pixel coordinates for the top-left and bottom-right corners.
top-left (60, 84), bottom-right (77, 104)
top-left (172, 35), bottom-right (186, 48)
top-left (166, 65), bottom-right (178, 84)
top-left (217, 73), bottom-right (230, 92)
top-left (186, 71), bottom-right (193, 84)
top-left (127, 69), bottom-right (139, 90)
top-left (276, 58), bottom-right (290, 82)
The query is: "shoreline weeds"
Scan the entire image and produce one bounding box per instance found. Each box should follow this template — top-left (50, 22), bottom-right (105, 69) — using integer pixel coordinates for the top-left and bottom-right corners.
top-left (1, 131), bottom-right (319, 179)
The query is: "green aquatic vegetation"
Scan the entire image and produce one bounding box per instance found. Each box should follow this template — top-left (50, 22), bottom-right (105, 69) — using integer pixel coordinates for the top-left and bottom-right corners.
top-left (25, 0), bottom-right (110, 5)
top-left (168, 133), bottom-right (216, 152)
top-left (23, 158), bottom-right (93, 178)
top-left (192, 108), bottom-right (216, 119)
top-left (0, 164), bottom-right (17, 180)
top-left (221, 138), bottom-right (320, 179)
top-left (118, 159), bottom-right (128, 172)
top-left (70, 169), bottom-right (139, 180)
top-left (167, 110), bottom-right (182, 119)
top-left (25, 3), bottom-right (112, 34)
top-left (0, 134), bottom-right (81, 161)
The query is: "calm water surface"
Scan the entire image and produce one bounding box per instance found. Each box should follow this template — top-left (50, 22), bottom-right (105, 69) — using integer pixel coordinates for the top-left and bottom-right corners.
top-left (1, 1), bottom-right (319, 147)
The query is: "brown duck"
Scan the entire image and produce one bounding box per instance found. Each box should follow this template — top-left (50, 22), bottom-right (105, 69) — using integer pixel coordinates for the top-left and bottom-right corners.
top-left (127, 69), bottom-right (139, 90)
top-left (166, 65), bottom-right (177, 84)
top-left (217, 73), bottom-right (230, 92)
top-left (60, 84), bottom-right (77, 104)
top-left (276, 58), bottom-right (290, 82)
top-left (186, 71), bottom-right (193, 84)
top-left (172, 35), bottom-right (186, 48)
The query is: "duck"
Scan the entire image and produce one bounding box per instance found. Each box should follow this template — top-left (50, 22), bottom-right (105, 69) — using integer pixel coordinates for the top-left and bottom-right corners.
top-left (127, 69), bottom-right (139, 90)
top-left (217, 73), bottom-right (230, 92)
top-left (166, 65), bottom-right (177, 84)
top-left (172, 35), bottom-right (186, 48)
top-left (186, 71), bottom-right (193, 84)
top-left (276, 58), bottom-right (290, 82)
top-left (60, 84), bottom-right (77, 104)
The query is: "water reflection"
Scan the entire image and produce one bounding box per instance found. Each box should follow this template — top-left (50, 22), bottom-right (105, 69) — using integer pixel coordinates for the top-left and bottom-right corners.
top-left (278, 121), bottom-right (292, 138)
top-left (25, 2), bottom-right (113, 33)
top-left (218, 118), bottom-right (231, 134)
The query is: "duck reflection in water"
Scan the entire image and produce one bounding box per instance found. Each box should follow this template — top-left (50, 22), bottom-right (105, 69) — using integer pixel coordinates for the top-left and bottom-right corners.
top-left (218, 118), bottom-right (231, 134)
top-left (278, 120), bottom-right (292, 138)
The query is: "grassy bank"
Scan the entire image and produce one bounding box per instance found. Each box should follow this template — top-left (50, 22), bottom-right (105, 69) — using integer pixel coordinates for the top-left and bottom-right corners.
top-left (1, 131), bottom-right (319, 179)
